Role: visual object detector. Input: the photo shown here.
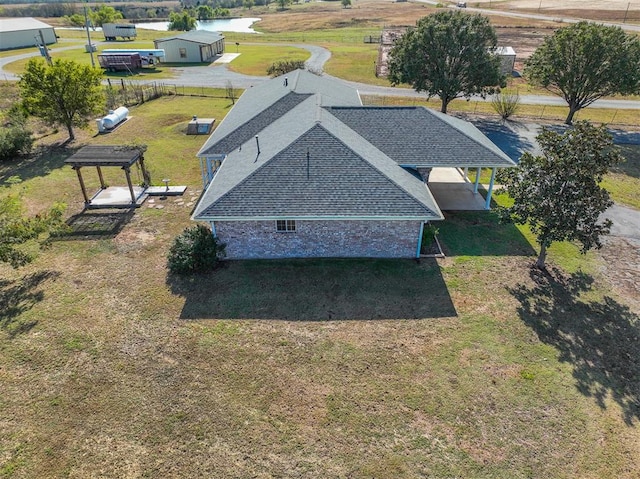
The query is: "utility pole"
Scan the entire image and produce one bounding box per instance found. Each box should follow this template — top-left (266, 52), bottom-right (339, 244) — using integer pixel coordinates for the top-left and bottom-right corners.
top-left (38, 30), bottom-right (52, 66)
top-left (84, 2), bottom-right (95, 67)
top-left (623, 2), bottom-right (630, 23)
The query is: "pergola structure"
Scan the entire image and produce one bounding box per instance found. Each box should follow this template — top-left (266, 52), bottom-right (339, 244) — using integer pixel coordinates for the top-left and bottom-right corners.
top-left (65, 145), bottom-right (150, 209)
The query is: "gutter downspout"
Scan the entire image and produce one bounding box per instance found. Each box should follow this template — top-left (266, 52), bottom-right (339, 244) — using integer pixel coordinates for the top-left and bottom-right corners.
top-left (210, 221), bottom-right (216, 237)
top-left (416, 222), bottom-right (425, 258)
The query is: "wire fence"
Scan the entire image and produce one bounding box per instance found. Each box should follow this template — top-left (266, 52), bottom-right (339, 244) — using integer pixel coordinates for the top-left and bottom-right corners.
top-left (104, 80), bottom-right (234, 109)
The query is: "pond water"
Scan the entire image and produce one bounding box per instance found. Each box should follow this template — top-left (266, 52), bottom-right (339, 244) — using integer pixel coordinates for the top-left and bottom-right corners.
top-left (134, 18), bottom-right (261, 33)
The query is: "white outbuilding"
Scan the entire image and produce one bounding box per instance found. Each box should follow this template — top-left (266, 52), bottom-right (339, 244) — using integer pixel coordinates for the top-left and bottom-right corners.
top-left (153, 30), bottom-right (224, 63)
top-left (494, 46), bottom-right (516, 75)
top-left (0, 17), bottom-right (57, 51)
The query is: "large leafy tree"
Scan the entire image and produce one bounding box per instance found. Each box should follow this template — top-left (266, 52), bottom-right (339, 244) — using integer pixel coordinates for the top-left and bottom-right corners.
top-left (388, 11), bottom-right (504, 114)
top-left (89, 5), bottom-right (123, 27)
top-left (19, 58), bottom-right (104, 142)
top-left (168, 10), bottom-right (197, 31)
top-left (525, 22), bottom-right (640, 125)
top-left (197, 5), bottom-right (214, 20)
top-left (0, 196), bottom-right (66, 268)
top-left (498, 122), bottom-right (622, 270)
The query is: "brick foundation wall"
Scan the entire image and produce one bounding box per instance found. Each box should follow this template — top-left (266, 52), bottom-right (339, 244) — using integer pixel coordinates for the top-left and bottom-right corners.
top-left (213, 220), bottom-right (422, 259)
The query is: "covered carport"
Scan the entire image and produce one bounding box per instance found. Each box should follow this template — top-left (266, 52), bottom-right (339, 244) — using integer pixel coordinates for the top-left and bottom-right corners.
top-left (427, 168), bottom-right (488, 210)
top-left (427, 166), bottom-right (502, 211)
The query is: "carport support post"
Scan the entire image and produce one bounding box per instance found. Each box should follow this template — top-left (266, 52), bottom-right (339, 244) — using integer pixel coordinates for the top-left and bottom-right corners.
top-left (473, 167), bottom-right (481, 194)
top-left (123, 166), bottom-right (136, 203)
top-left (485, 168), bottom-right (496, 210)
top-left (74, 166), bottom-right (90, 204)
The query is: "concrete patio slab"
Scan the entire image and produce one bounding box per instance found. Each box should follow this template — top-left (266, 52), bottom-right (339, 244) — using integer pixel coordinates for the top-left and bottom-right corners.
top-left (146, 186), bottom-right (187, 196)
top-left (428, 167), bottom-right (486, 211)
top-left (213, 53), bottom-right (240, 64)
top-left (87, 186), bottom-right (147, 209)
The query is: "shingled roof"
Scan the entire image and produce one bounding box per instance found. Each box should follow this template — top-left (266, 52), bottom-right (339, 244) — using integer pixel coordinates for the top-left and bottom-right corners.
top-left (325, 106), bottom-right (514, 168)
top-left (193, 93), bottom-right (441, 221)
top-left (195, 124), bottom-right (440, 220)
top-left (193, 70), bottom-right (514, 222)
top-left (197, 70), bottom-right (362, 158)
top-left (199, 92), bottom-right (312, 155)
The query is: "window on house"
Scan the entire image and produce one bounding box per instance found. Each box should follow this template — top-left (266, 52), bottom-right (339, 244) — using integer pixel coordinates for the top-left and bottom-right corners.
top-left (276, 220), bottom-right (296, 232)
top-left (179, 48), bottom-right (187, 58)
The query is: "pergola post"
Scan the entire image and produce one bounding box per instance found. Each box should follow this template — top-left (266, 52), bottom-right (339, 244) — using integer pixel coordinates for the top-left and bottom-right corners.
top-left (473, 167), bottom-right (481, 194)
top-left (123, 166), bottom-right (136, 204)
top-left (485, 167), bottom-right (496, 210)
top-left (96, 166), bottom-right (106, 189)
top-left (74, 166), bottom-right (90, 204)
top-left (138, 154), bottom-right (151, 186)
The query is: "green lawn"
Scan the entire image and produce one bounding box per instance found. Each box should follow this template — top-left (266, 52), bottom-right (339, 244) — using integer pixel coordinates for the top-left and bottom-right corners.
top-left (603, 144), bottom-right (640, 209)
top-left (0, 89), bottom-right (638, 477)
top-left (227, 44), bottom-right (310, 76)
top-left (322, 44), bottom-right (390, 86)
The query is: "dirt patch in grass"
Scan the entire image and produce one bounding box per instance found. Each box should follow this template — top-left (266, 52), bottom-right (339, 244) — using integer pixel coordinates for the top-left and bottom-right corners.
top-left (599, 237), bottom-right (640, 311)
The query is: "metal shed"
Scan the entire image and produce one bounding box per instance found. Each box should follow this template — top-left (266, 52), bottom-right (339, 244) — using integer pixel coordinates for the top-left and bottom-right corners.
top-left (65, 146), bottom-right (150, 209)
top-left (153, 30), bottom-right (224, 63)
top-left (0, 18), bottom-right (57, 51)
top-left (495, 46), bottom-right (516, 75)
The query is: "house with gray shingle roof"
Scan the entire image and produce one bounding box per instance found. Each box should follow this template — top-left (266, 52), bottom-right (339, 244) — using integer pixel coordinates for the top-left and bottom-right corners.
top-left (192, 70), bottom-right (514, 259)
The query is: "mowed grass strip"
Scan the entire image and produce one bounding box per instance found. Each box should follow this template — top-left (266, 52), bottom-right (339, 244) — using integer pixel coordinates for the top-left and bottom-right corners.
top-left (226, 44), bottom-right (310, 76)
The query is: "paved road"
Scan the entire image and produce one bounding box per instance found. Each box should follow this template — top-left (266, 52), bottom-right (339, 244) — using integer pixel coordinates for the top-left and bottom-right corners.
top-left (414, 0), bottom-right (640, 32)
top-left (607, 204), bottom-right (640, 240)
top-left (3, 41), bottom-right (640, 111)
top-left (470, 117), bottom-right (640, 244)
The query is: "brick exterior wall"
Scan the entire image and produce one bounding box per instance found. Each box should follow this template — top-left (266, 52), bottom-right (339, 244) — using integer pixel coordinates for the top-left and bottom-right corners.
top-left (213, 220), bottom-right (423, 259)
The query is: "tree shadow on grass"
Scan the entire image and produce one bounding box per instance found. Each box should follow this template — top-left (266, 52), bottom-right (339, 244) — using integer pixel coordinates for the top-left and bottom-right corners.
top-left (0, 270), bottom-right (59, 338)
top-left (0, 144), bottom-right (78, 187)
top-left (615, 144), bottom-right (640, 179)
top-left (509, 267), bottom-right (640, 425)
top-left (438, 211), bottom-right (536, 257)
top-left (168, 258), bottom-right (457, 321)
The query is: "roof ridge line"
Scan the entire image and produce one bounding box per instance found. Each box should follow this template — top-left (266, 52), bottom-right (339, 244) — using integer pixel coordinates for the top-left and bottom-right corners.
top-left (316, 120), bottom-right (441, 218)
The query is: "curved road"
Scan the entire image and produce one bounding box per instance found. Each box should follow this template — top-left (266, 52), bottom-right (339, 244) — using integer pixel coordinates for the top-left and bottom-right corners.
top-left (3, 39), bottom-right (640, 110)
top-left (2, 30), bottom-right (638, 255)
